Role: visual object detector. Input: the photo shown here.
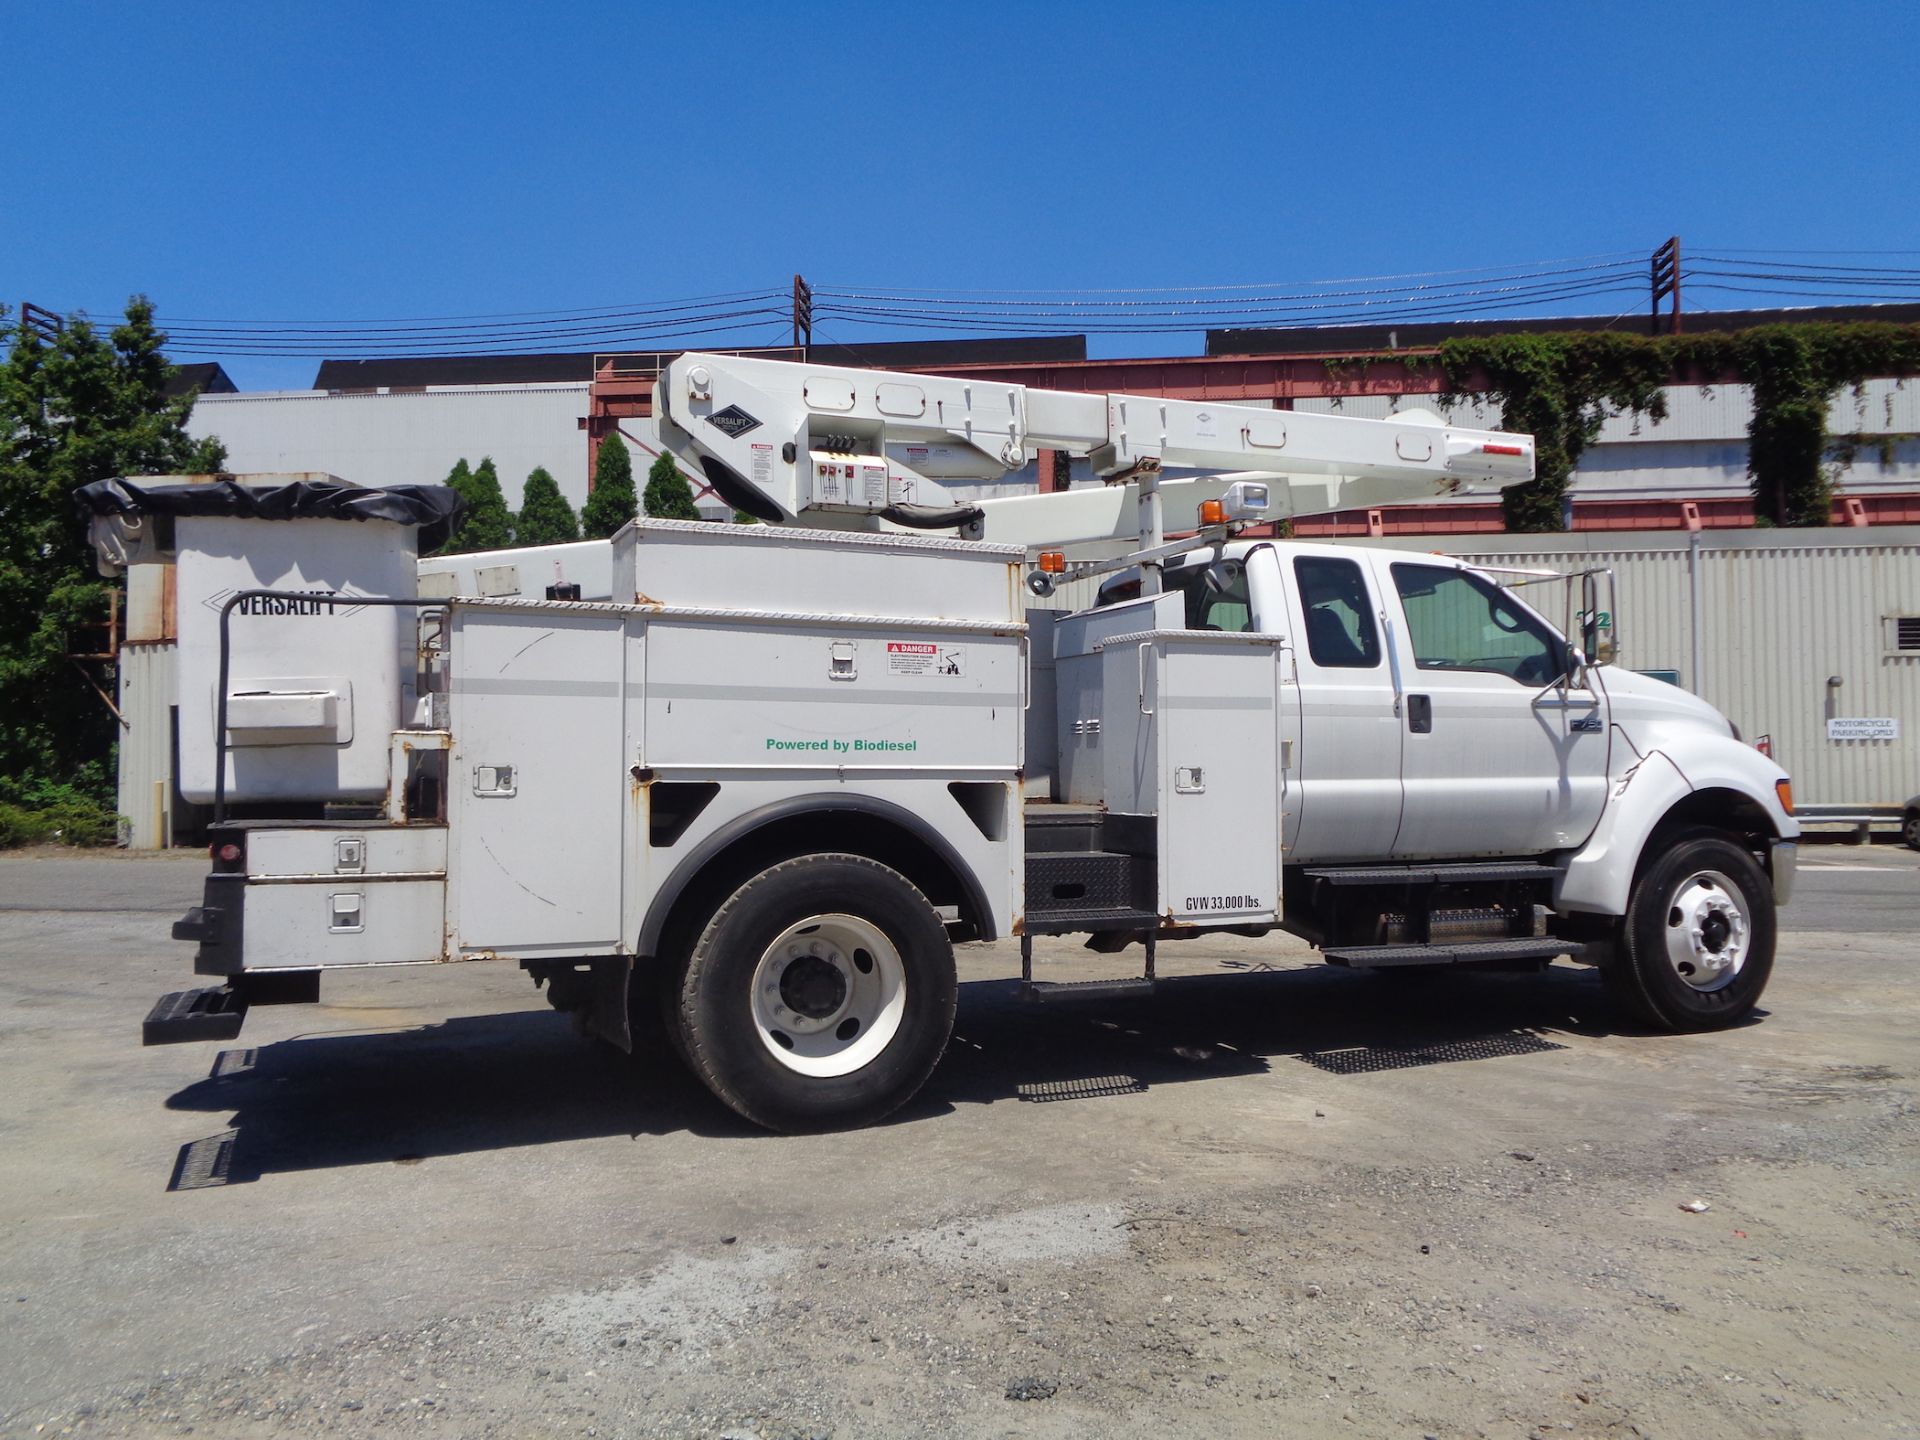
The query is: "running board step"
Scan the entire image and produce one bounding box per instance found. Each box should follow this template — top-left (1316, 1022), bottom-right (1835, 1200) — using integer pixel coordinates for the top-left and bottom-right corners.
top-left (1024, 908), bottom-right (1163, 936)
top-left (1018, 979), bottom-right (1157, 1003)
top-left (143, 986), bottom-right (248, 1046)
top-left (1322, 938), bottom-right (1586, 968)
top-left (1303, 862), bottom-right (1558, 886)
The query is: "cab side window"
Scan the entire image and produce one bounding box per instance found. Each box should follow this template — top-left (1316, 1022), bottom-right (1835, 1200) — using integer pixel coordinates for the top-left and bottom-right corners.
top-left (1293, 557), bottom-right (1381, 668)
top-left (1390, 562), bottom-right (1567, 685)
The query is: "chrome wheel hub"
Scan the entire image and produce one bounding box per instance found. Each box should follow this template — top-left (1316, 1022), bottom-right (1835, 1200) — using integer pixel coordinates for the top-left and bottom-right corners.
top-left (749, 914), bottom-right (906, 1078)
top-left (1662, 870), bottom-right (1750, 993)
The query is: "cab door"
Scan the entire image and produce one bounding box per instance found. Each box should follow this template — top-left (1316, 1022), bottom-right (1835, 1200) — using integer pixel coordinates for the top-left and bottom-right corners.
top-left (1382, 559), bottom-right (1609, 859)
top-left (1252, 547), bottom-right (1403, 863)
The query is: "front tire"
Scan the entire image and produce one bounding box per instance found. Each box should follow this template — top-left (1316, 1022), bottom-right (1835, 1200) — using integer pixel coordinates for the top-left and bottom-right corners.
top-left (1902, 809), bottom-right (1920, 852)
top-left (1603, 827), bottom-right (1775, 1032)
top-left (672, 853), bottom-right (957, 1132)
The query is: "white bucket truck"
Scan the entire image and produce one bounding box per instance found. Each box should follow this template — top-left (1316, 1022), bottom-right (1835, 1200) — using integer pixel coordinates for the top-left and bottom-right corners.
top-left (84, 353), bottom-right (1797, 1132)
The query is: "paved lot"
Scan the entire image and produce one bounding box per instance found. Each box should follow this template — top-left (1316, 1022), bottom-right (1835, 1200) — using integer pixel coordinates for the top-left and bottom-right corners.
top-left (2, 842), bottom-right (1916, 1438)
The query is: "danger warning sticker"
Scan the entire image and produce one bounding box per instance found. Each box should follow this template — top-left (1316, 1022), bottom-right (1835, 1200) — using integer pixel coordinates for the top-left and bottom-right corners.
top-left (886, 641), bottom-right (965, 677)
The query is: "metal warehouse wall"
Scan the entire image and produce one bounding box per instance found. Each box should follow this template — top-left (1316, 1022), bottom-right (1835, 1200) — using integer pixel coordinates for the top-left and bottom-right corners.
top-left (1038, 527), bottom-right (1919, 808)
top-left (1294, 380), bottom-right (1920, 502)
top-left (186, 384), bottom-right (596, 511)
top-left (1375, 528), bottom-right (1920, 807)
top-left (116, 643), bottom-right (177, 850)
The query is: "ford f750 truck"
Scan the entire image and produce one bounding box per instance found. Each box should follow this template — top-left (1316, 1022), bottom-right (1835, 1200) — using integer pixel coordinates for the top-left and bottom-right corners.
top-left (84, 352), bottom-right (1796, 1131)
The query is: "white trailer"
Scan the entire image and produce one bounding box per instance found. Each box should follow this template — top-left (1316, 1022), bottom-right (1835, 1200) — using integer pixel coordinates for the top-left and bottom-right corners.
top-left (84, 354), bottom-right (1798, 1132)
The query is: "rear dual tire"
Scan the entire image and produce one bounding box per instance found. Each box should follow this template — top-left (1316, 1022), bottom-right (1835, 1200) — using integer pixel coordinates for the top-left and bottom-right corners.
top-left (671, 853), bottom-right (957, 1133)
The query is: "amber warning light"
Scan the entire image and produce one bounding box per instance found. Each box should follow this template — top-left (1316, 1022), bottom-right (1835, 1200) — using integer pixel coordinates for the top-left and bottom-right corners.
top-left (1036, 551), bottom-right (1066, 574)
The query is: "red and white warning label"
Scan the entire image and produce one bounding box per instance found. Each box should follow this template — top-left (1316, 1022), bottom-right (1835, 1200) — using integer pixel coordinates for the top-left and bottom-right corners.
top-left (886, 641), bottom-right (965, 677)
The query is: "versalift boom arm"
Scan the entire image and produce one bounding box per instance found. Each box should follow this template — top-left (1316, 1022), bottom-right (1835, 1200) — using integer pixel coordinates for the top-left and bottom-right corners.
top-left (651, 352), bottom-right (1535, 552)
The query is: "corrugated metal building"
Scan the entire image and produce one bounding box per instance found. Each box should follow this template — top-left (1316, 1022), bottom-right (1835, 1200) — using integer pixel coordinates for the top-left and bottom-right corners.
top-left (1291, 378), bottom-right (1920, 503)
top-left (1043, 528), bottom-right (1919, 815)
top-left (1390, 528), bottom-right (1920, 811)
top-left (186, 377), bottom-right (1920, 517)
top-left (185, 383), bottom-right (629, 515)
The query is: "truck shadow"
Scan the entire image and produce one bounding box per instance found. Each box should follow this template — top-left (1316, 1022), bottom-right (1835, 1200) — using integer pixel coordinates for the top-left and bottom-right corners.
top-left (161, 964), bottom-right (1749, 1188)
top-left (919, 962), bottom-right (1651, 1116)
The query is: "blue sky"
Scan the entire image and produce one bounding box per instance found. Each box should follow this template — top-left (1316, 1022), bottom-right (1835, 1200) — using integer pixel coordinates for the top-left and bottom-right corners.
top-left (6, 0), bottom-right (1915, 390)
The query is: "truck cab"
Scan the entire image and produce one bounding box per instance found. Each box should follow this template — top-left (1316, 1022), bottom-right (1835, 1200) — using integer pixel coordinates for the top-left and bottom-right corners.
top-left (1073, 541), bottom-right (1799, 1017)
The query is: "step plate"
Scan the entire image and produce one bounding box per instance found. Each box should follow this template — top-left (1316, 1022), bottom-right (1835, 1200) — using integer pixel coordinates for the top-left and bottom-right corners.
top-left (143, 987), bottom-right (249, 1046)
top-left (1023, 908), bottom-right (1163, 936)
top-left (1322, 938), bottom-right (1586, 968)
top-left (1304, 863), bottom-right (1558, 887)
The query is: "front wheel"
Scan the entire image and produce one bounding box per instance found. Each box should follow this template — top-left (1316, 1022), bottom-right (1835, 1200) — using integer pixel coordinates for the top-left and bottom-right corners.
top-left (1603, 828), bottom-right (1775, 1032)
top-left (672, 853), bottom-right (958, 1132)
top-left (1902, 809), bottom-right (1920, 852)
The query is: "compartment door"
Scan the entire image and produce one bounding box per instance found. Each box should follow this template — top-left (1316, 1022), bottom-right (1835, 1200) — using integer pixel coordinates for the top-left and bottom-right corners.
top-left (447, 609), bottom-right (629, 955)
top-left (1157, 635), bottom-right (1284, 926)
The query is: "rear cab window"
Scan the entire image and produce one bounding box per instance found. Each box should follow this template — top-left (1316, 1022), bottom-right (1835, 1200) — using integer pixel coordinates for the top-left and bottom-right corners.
top-left (1293, 556), bottom-right (1381, 668)
top-left (1165, 559), bottom-right (1253, 632)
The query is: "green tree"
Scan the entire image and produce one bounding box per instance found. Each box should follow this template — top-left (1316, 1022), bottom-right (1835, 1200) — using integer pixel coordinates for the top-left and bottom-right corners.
top-left (581, 433), bottom-right (637, 538)
top-left (0, 296), bottom-right (226, 808)
top-left (443, 454), bottom-right (514, 552)
top-left (515, 466), bottom-right (579, 545)
top-left (642, 451), bottom-right (702, 521)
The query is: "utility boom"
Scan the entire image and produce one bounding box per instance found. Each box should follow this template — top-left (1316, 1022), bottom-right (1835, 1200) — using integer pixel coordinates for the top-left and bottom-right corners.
top-left (652, 352), bottom-right (1537, 553)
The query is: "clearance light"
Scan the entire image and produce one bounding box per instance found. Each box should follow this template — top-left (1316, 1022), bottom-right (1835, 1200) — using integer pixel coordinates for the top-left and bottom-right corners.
top-left (1775, 778), bottom-right (1794, 815)
top-left (1198, 499), bottom-right (1228, 526)
top-left (1037, 551), bottom-right (1066, 574)
top-left (1482, 442), bottom-right (1526, 456)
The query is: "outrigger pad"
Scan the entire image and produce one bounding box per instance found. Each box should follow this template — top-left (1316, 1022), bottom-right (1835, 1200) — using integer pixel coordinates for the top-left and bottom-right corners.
top-left (143, 987), bottom-right (248, 1047)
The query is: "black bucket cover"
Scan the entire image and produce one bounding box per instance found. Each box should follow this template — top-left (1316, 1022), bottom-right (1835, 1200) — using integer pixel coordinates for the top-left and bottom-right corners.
top-left (76, 478), bottom-right (467, 553)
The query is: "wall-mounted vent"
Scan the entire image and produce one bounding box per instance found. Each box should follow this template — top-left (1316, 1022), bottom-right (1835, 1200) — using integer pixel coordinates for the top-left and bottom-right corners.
top-left (1886, 615), bottom-right (1920, 653)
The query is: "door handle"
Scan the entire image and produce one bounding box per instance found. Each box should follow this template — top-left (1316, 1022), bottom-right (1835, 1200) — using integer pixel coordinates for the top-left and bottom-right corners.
top-left (1407, 694), bottom-right (1432, 734)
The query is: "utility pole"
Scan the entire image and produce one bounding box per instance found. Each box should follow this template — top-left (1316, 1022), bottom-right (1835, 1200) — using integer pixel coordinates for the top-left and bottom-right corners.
top-left (20, 301), bottom-right (63, 342)
top-left (791, 275), bottom-right (813, 355)
top-left (1649, 237), bottom-right (1681, 336)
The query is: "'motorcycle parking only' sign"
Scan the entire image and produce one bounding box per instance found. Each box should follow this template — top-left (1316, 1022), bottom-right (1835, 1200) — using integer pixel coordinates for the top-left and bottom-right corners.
top-left (1827, 717), bottom-right (1900, 740)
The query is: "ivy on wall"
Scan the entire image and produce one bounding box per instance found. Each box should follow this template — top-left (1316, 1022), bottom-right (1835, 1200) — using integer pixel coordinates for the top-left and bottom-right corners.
top-left (1327, 322), bottom-right (1920, 532)
top-left (1435, 334), bottom-right (1668, 532)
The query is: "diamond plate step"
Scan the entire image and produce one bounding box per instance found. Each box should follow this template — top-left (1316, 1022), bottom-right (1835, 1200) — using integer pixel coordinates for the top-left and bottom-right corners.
top-left (1321, 937), bottom-right (1585, 968)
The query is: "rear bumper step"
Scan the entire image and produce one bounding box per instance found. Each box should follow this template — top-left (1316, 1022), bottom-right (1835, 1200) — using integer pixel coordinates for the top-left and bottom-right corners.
top-left (143, 986), bottom-right (248, 1046)
top-left (1323, 938), bottom-right (1586, 968)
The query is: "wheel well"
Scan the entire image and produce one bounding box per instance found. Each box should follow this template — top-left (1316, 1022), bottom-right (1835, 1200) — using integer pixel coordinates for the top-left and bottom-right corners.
top-left (646, 810), bottom-right (991, 971)
top-left (1648, 787), bottom-right (1778, 853)
top-left (1633, 788), bottom-right (1779, 900)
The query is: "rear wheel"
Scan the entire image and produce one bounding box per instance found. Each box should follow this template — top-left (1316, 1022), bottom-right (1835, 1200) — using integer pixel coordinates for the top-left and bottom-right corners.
top-left (1603, 828), bottom-right (1774, 1031)
top-left (1902, 809), bottom-right (1920, 851)
top-left (672, 853), bottom-right (957, 1132)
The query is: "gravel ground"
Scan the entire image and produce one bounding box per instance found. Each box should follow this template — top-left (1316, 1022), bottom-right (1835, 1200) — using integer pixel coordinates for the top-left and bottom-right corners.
top-left (2, 844), bottom-right (1916, 1438)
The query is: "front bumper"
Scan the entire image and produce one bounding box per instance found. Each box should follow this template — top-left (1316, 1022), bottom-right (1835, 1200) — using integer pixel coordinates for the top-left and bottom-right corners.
top-left (1770, 839), bottom-right (1797, 906)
